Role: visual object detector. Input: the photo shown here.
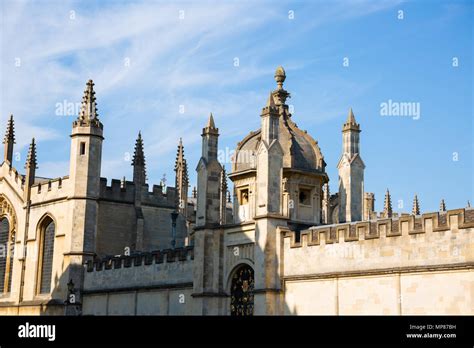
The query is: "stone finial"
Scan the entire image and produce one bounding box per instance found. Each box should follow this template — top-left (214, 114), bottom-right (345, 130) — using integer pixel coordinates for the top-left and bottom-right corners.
top-left (440, 199), bottom-right (446, 212)
top-left (383, 189), bottom-right (392, 218)
top-left (192, 186), bottom-right (197, 198)
top-left (342, 107), bottom-right (360, 132)
top-left (76, 79), bottom-right (101, 127)
top-left (227, 190), bottom-right (232, 203)
top-left (412, 194), bottom-right (420, 215)
top-left (25, 138), bottom-right (38, 169)
top-left (3, 114), bottom-right (15, 144)
top-left (468, 200), bottom-right (471, 208)
top-left (274, 66), bottom-right (286, 90)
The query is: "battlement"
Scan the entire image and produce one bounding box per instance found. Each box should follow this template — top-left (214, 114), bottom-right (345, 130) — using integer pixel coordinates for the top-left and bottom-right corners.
top-left (286, 207), bottom-right (474, 248)
top-left (282, 208), bottom-right (474, 278)
top-left (85, 246), bottom-right (194, 272)
top-left (30, 176), bottom-right (69, 201)
top-left (83, 247), bottom-right (194, 293)
top-left (99, 177), bottom-right (177, 207)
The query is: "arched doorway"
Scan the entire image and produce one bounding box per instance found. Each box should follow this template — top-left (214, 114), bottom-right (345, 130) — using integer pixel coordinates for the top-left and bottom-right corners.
top-left (230, 264), bottom-right (254, 316)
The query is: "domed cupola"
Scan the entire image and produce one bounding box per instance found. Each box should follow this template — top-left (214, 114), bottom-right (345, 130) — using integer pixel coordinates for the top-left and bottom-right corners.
top-left (229, 67), bottom-right (328, 226)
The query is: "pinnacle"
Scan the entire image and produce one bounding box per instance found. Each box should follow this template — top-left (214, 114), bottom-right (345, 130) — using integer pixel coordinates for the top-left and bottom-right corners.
top-left (266, 91), bottom-right (276, 108)
top-left (383, 189), bottom-right (392, 218)
top-left (440, 199), bottom-right (446, 212)
top-left (412, 194), bottom-right (420, 215)
top-left (78, 79), bottom-right (99, 124)
top-left (25, 138), bottom-right (37, 169)
top-left (132, 131), bottom-right (146, 167)
top-left (347, 108), bottom-right (356, 124)
top-left (207, 113), bottom-right (216, 129)
top-left (3, 114), bottom-right (15, 144)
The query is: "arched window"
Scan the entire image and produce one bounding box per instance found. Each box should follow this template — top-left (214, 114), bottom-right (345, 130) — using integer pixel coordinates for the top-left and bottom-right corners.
top-left (38, 217), bottom-right (55, 294)
top-left (230, 264), bottom-right (254, 316)
top-left (0, 218), bottom-right (10, 293)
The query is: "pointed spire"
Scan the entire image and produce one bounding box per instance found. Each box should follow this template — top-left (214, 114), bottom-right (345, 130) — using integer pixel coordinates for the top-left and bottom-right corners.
top-left (25, 138), bottom-right (37, 169)
top-left (343, 107), bottom-right (360, 132)
top-left (227, 190), bottom-right (232, 203)
top-left (412, 194), bottom-right (420, 215)
top-left (132, 131), bottom-right (146, 184)
top-left (192, 186), bottom-right (197, 198)
top-left (439, 199), bottom-right (446, 212)
top-left (266, 91), bottom-right (276, 108)
top-left (3, 114), bottom-right (15, 163)
top-left (467, 200), bottom-right (471, 208)
top-left (203, 112), bottom-right (218, 137)
top-left (220, 165), bottom-right (228, 225)
top-left (3, 114), bottom-right (15, 144)
top-left (75, 79), bottom-right (101, 128)
top-left (175, 138), bottom-right (189, 215)
top-left (207, 113), bottom-right (216, 129)
top-left (383, 189), bottom-right (392, 218)
top-left (221, 166), bottom-right (228, 194)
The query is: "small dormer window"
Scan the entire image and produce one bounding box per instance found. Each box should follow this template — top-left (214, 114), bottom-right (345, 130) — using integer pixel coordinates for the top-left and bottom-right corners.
top-left (299, 188), bottom-right (311, 205)
top-left (80, 142), bottom-right (86, 155)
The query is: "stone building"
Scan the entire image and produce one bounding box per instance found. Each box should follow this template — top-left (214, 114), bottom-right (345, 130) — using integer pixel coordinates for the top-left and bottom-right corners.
top-left (0, 68), bottom-right (472, 315)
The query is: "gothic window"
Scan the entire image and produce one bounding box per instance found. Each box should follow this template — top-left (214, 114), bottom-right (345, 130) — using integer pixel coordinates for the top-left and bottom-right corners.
top-left (230, 264), bottom-right (254, 316)
top-left (0, 218), bottom-right (11, 293)
top-left (38, 217), bottom-right (55, 294)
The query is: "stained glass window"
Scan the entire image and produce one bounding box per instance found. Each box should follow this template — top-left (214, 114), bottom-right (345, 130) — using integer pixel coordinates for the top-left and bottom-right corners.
top-left (230, 264), bottom-right (254, 316)
top-left (0, 218), bottom-right (9, 292)
top-left (39, 219), bottom-right (55, 294)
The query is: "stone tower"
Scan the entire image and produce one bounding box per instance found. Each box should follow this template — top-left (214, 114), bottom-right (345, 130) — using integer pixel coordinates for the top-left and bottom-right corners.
top-left (193, 113), bottom-right (225, 314)
top-left (3, 114), bottom-right (15, 164)
top-left (68, 79), bottom-right (104, 290)
top-left (337, 108), bottom-right (365, 223)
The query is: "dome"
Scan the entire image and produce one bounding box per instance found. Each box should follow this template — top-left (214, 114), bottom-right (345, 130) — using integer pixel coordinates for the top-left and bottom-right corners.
top-left (231, 66), bottom-right (326, 178)
top-left (232, 114), bottom-right (326, 175)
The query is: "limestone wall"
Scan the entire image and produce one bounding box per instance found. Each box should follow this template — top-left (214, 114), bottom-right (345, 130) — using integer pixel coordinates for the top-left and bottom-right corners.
top-left (282, 208), bottom-right (474, 315)
top-left (82, 247), bottom-right (196, 315)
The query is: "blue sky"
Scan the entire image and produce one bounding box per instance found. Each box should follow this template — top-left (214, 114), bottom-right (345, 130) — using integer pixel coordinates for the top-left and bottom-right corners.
top-left (1, 0), bottom-right (472, 213)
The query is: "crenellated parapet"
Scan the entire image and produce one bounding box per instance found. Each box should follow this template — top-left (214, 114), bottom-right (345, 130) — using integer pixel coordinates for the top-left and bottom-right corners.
top-left (29, 176), bottom-right (69, 202)
top-left (99, 177), bottom-right (177, 207)
top-left (285, 208), bottom-right (474, 248)
top-left (85, 246), bottom-right (194, 272)
top-left (83, 246), bottom-right (195, 293)
top-left (282, 207), bottom-right (474, 278)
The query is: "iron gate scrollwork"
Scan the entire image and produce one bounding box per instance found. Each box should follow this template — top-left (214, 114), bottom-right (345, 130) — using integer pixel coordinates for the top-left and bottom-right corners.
top-left (230, 264), bottom-right (254, 316)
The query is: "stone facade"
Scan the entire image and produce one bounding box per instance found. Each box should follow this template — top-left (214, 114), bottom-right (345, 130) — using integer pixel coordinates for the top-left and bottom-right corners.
top-left (0, 68), bottom-right (472, 316)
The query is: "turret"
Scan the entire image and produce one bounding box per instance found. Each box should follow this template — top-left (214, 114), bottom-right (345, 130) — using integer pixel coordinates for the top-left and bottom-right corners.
top-left (3, 115), bottom-right (15, 164)
top-left (68, 79), bottom-right (103, 260)
top-left (196, 113), bottom-right (223, 227)
top-left (256, 90), bottom-right (283, 216)
top-left (337, 108), bottom-right (365, 222)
